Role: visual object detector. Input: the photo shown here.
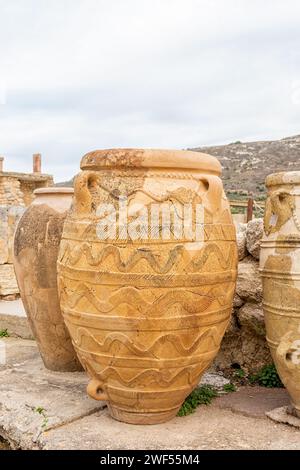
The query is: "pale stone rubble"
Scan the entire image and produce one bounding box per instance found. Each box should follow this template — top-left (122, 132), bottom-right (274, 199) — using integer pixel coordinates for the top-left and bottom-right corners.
top-left (246, 218), bottom-right (264, 260)
top-left (236, 230), bottom-right (247, 261)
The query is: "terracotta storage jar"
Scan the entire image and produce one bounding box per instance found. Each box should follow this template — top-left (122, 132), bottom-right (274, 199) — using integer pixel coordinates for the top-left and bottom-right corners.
top-left (260, 171), bottom-right (300, 417)
top-left (13, 187), bottom-right (82, 371)
top-left (57, 149), bottom-right (238, 424)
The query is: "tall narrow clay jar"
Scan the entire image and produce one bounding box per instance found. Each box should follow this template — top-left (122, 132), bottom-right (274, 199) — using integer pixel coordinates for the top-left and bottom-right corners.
top-left (260, 171), bottom-right (300, 417)
top-left (58, 149), bottom-right (238, 424)
top-left (13, 188), bottom-right (82, 371)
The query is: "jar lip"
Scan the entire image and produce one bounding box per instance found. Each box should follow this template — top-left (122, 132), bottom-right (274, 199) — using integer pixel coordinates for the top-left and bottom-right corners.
top-left (34, 187), bottom-right (74, 195)
top-left (266, 171), bottom-right (300, 187)
top-left (80, 148), bottom-right (221, 175)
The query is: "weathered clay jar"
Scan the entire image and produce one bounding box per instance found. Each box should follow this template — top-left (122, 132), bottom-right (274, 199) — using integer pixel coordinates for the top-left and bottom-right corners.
top-left (13, 187), bottom-right (82, 372)
top-left (57, 149), bottom-right (238, 424)
top-left (260, 171), bottom-right (300, 417)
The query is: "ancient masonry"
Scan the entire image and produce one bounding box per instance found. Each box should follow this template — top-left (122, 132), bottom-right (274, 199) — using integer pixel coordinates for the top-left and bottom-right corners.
top-left (0, 155), bottom-right (53, 299)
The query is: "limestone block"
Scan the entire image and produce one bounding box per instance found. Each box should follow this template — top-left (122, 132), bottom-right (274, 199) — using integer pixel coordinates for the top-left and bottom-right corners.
top-left (266, 406), bottom-right (300, 428)
top-left (0, 206), bottom-right (8, 264)
top-left (246, 218), bottom-right (263, 260)
top-left (237, 231), bottom-right (247, 261)
top-left (199, 372), bottom-right (230, 390)
top-left (0, 313), bottom-right (33, 339)
top-left (236, 222), bottom-right (247, 233)
top-left (0, 264), bottom-right (19, 296)
top-left (7, 206), bottom-right (25, 263)
top-left (233, 293), bottom-right (244, 308)
top-left (237, 302), bottom-right (266, 336)
top-left (215, 322), bottom-right (272, 372)
top-left (236, 256), bottom-right (262, 302)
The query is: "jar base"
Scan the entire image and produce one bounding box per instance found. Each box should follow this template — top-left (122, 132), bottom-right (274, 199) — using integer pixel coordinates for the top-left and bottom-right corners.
top-left (108, 404), bottom-right (181, 425)
top-left (287, 404), bottom-right (300, 419)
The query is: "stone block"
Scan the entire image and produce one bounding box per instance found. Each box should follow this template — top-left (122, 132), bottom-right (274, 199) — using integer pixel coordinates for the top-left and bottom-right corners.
top-left (0, 299), bottom-right (32, 339)
top-left (0, 340), bottom-right (105, 449)
top-left (237, 231), bottom-right (247, 261)
top-left (236, 256), bottom-right (262, 302)
top-left (7, 206), bottom-right (25, 263)
top-left (246, 218), bottom-right (263, 260)
top-left (0, 206), bottom-right (8, 264)
top-left (0, 205), bottom-right (25, 265)
top-left (237, 302), bottom-right (266, 337)
top-left (266, 406), bottom-right (300, 428)
top-left (0, 264), bottom-right (19, 296)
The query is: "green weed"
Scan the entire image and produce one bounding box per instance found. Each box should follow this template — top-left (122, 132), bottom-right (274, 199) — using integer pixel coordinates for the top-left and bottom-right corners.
top-left (178, 385), bottom-right (218, 417)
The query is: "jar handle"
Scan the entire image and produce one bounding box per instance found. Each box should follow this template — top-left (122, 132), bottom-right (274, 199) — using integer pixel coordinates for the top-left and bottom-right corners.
top-left (74, 172), bottom-right (98, 215)
top-left (200, 175), bottom-right (224, 214)
top-left (276, 331), bottom-right (300, 372)
top-left (87, 379), bottom-right (108, 401)
top-left (264, 189), bottom-right (295, 235)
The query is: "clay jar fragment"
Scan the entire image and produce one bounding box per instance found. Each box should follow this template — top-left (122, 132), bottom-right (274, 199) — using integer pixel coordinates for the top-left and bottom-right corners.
top-left (260, 171), bottom-right (300, 417)
top-left (13, 187), bottom-right (82, 371)
top-left (57, 149), bottom-right (238, 424)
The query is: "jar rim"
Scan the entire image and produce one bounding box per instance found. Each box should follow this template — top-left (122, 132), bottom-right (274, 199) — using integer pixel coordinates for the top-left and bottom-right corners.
top-left (80, 148), bottom-right (221, 175)
top-left (266, 171), bottom-right (300, 187)
top-left (34, 187), bottom-right (74, 195)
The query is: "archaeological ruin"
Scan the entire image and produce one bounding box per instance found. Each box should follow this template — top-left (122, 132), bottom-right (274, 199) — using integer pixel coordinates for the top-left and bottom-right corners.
top-left (0, 155), bottom-right (53, 299)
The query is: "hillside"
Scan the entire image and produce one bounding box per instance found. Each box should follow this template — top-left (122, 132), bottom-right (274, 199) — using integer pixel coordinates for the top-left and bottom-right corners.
top-left (191, 134), bottom-right (300, 197)
top-left (55, 176), bottom-right (74, 187)
top-left (56, 135), bottom-right (300, 197)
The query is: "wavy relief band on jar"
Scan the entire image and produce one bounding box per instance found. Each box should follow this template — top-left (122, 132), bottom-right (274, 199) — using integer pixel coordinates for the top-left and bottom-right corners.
top-left (57, 148), bottom-right (238, 424)
top-left (13, 187), bottom-right (82, 372)
top-left (260, 171), bottom-right (300, 418)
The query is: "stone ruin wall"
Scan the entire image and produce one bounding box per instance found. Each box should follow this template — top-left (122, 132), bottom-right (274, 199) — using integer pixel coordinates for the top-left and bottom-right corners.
top-left (0, 159), bottom-right (53, 300)
top-left (0, 176), bottom-right (25, 206)
top-left (215, 218), bottom-right (270, 373)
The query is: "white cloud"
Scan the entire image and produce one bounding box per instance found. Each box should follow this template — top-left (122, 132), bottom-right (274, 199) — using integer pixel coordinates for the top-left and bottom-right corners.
top-left (0, 0), bottom-right (300, 181)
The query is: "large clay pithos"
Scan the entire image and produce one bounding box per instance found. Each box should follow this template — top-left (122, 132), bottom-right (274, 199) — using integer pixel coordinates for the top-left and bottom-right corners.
top-left (13, 188), bottom-right (82, 371)
top-left (57, 149), bottom-right (238, 424)
top-left (260, 171), bottom-right (300, 418)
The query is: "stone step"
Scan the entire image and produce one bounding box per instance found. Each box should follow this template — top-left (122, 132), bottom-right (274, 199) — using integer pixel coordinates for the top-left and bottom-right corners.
top-left (0, 299), bottom-right (33, 339)
top-left (0, 338), bottom-right (298, 450)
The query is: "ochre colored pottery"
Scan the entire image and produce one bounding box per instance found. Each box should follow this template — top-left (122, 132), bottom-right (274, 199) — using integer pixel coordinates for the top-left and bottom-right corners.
top-left (260, 171), bottom-right (300, 417)
top-left (57, 149), bottom-right (238, 424)
top-left (13, 187), bottom-right (82, 371)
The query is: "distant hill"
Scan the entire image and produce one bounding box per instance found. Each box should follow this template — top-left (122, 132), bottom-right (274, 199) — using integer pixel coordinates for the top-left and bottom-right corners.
top-left (55, 176), bottom-right (74, 188)
top-left (56, 135), bottom-right (300, 197)
top-left (191, 134), bottom-right (300, 197)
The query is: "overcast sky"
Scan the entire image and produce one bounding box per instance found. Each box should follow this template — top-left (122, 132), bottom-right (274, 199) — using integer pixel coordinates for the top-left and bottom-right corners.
top-left (0, 0), bottom-right (300, 182)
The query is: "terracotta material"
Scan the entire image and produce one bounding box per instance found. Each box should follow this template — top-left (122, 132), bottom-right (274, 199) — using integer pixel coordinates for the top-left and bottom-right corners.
top-left (33, 153), bottom-right (41, 173)
top-left (260, 171), bottom-right (300, 418)
top-left (57, 149), bottom-right (238, 424)
top-left (13, 187), bottom-right (82, 371)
